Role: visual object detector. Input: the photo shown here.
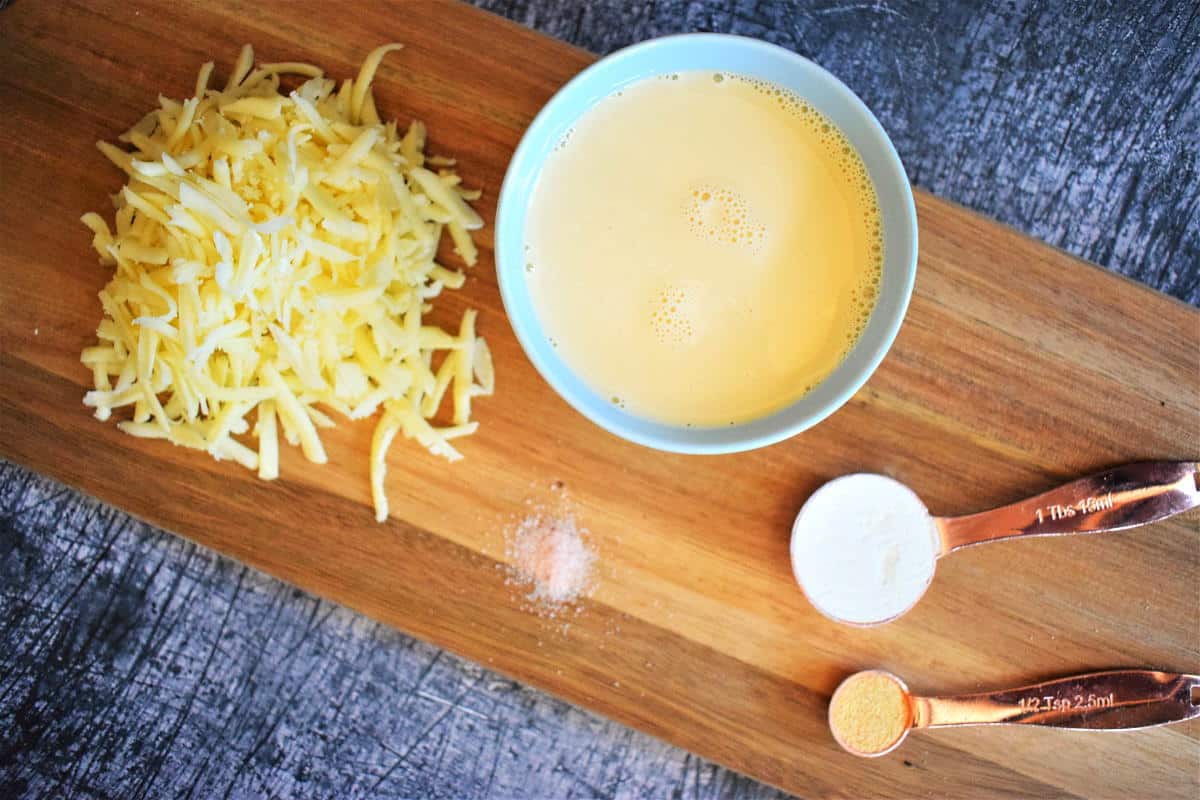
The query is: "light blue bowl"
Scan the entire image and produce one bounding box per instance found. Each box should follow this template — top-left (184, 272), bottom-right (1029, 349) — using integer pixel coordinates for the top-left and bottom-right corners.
top-left (496, 34), bottom-right (918, 454)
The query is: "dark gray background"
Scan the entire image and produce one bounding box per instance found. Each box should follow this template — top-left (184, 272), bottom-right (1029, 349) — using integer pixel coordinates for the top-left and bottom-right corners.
top-left (2, 2), bottom-right (1197, 799)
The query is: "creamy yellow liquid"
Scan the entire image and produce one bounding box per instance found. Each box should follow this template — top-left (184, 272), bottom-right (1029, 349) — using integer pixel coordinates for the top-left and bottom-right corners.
top-left (526, 71), bottom-right (882, 427)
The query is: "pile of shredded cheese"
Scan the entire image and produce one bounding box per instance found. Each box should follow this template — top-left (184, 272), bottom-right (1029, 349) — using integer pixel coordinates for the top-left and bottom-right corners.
top-left (79, 44), bottom-right (493, 522)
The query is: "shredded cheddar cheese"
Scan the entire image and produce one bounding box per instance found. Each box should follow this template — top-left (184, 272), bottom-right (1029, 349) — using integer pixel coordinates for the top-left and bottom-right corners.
top-left (80, 44), bottom-right (493, 522)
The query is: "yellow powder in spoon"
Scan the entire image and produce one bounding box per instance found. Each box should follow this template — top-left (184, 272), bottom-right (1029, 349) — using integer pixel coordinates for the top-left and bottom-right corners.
top-left (828, 670), bottom-right (912, 756)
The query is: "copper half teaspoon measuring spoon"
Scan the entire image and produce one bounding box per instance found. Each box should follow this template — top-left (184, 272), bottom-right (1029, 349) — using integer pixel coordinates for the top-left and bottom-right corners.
top-left (790, 461), bottom-right (1200, 626)
top-left (828, 669), bottom-right (1200, 757)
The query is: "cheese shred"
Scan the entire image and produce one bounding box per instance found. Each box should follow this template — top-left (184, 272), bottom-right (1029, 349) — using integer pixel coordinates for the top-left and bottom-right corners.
top-left (80, 44), bottom-right (492, 522)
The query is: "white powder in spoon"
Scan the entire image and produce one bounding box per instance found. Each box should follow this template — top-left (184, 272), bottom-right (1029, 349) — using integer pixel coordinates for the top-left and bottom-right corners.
top-left (790, 473), bottom-right (940, 625)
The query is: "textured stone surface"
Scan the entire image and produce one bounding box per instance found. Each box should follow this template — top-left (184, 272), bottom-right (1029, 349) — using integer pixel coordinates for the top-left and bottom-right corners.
top-left (2, 1), bottom-right (1197, 799)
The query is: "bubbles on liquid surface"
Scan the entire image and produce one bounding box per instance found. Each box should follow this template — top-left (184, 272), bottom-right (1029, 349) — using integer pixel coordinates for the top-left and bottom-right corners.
top-left (675, 72), bottom-right (889, 369)
top-left (728, 76), bottom-right (883, 247)
top-left (577, 71), bottom-right (890, 395)
top-left (731, 74), bottom-right (889, 357)
top-left (650, 286), bottom-right (695, 345)
top-left (685, 186), bottom-right (767, 251)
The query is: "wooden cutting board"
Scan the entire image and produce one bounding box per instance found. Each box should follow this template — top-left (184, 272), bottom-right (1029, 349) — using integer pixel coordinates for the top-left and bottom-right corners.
top-left (2, 2), bottom-right (1197, 797)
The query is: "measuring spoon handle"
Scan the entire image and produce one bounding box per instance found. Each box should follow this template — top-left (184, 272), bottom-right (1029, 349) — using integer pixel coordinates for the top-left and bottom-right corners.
top-left (911, 670), bottom-right (1200, 731)
top-left (936, 461), bottom-right (1198, 554)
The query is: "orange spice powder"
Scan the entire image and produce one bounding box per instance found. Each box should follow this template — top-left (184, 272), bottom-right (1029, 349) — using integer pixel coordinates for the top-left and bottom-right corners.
top-left (828, 671), bottom-right (912, 756)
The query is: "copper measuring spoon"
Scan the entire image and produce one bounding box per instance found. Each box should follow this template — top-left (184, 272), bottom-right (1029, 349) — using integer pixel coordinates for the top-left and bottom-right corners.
top-left (933, 460), bottom-right (1199, 552)
top-left (791, 461), bottom-right (1200, 626)
top-left (829, 669), bottom-right (1200, 757)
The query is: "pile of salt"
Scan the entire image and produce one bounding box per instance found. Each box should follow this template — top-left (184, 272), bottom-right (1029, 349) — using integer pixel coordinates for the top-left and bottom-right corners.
top-left (507, 511), bottom-right (596, 609)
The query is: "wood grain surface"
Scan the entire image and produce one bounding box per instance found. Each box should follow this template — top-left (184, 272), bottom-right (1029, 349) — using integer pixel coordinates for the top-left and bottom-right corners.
top-left (1, 2), bottom-right (1197, 798)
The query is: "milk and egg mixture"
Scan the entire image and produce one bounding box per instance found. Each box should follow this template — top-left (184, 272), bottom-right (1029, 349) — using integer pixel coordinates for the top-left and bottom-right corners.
top-left (525, 71), bottom-right (883, 426)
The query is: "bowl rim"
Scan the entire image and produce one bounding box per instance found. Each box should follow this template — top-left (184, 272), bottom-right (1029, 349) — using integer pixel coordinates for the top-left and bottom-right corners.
top-left (496, 33), bottom-right (919, 454)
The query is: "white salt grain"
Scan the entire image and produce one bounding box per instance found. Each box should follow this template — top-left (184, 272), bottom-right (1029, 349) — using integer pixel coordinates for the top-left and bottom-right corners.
top-left (506, 511), bottom-right (596, 610)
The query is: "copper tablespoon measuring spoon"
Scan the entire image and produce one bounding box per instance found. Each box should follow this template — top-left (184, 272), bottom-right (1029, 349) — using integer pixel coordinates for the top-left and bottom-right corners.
top-left (829, 669), bottom-right (1200, 757)
top-left (790, 461), bottom-right (1199, 626)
